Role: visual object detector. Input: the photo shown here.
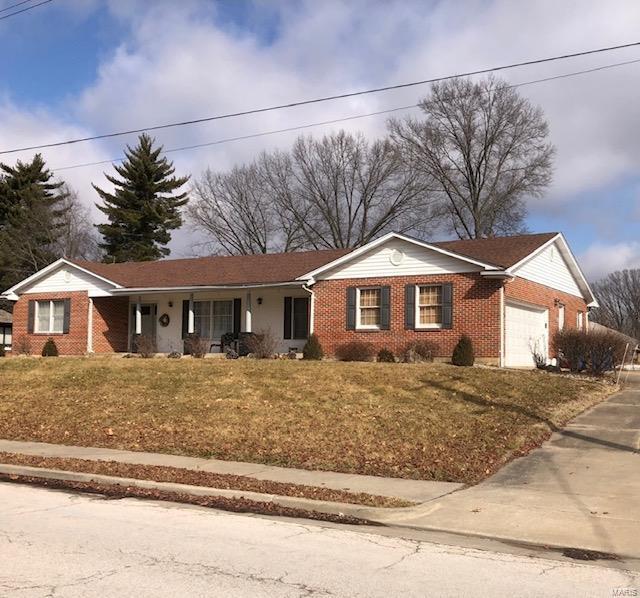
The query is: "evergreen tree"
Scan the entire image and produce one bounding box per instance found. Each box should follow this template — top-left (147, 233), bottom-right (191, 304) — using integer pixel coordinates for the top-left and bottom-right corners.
top-left (0, 154), bottom-right (69, 290)
top-left (94, 134), bottom-right (189, 262)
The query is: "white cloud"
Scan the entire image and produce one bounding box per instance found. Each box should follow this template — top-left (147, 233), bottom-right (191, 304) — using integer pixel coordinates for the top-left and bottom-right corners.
top-left (580, 241), bottom-right (640, 281)
top-left (4, 0), bottom-right (640, 259)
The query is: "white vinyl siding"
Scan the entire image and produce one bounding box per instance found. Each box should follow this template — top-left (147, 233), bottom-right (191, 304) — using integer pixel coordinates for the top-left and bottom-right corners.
top-left (512, 242), bottom-right (582, 297)
top-left (35, 300), bottom-right (65, 334)
top-left (23, 265), bottom-right (114, 297)
top-left (320, 239), bottom-right (481, 280)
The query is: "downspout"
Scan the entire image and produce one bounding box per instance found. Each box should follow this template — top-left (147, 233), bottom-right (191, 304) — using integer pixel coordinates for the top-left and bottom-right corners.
top-left (302, 282), bottom-right (315, 334)
top-left (499, 284), bottom-right (505, 368)
top-left (87, 297), bottom-right (94, 354)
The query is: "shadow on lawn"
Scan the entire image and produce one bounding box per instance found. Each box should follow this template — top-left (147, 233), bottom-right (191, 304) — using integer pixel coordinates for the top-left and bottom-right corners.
top-left (422, 376), bottom-right (639, 455)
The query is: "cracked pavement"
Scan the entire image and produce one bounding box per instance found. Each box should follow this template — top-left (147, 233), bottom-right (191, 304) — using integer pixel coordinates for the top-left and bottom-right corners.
top-left (1, 482), bottom-right (638, 597)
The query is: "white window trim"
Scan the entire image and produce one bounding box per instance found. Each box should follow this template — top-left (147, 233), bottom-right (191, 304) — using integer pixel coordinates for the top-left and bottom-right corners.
top-left (558, 304), bottom-right (565, 331)
top-left (577, 311), bottom-right (584, 330)
top-left (415, 284), bottom-right (444, 330)
top-left (35, 299), bottom-right (64, 334)
top-left (355, 287), bottom-right (381, 330)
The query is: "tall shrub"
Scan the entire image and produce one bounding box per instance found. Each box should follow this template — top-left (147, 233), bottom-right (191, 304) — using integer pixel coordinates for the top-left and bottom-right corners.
top-left (452, 335), bottom-right (474, 366)
top-left (302, 333), bottom-right (324, 360)
top-left (41, 337), bottom-right (59, 357)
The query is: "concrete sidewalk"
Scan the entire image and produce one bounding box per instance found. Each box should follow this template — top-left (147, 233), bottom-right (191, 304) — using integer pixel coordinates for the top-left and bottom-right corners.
top-left (0, 439), bottom-right (461, 504)
top-left (393, 374), bottom-right (640, 557)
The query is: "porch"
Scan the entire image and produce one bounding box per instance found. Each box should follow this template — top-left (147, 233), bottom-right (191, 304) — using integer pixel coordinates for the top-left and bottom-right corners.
top-left (113, 285), bottom-right (313, 355)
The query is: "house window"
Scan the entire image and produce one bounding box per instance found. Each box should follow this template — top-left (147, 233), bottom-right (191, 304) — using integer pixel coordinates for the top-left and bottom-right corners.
top-left (577, 311), bottom-right (584, 330)
top-left (558, 304), bottom-right (565, 331)
top-left (357, 288), bottom-right (381, 328)
top-left (417, 285), bottom-right (443, 328)
top-left (193, 300), bottom-right (233, 338)
top-left (35, 300), bottom-right (65, 334)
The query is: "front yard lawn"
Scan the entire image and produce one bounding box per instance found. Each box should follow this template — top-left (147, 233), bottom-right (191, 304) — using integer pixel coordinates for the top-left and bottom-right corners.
top-left (0, 358), bottom-right (612, 484)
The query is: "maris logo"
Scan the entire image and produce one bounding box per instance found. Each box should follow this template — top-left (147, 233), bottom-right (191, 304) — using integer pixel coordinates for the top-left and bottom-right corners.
top-left (612, 589), bottom-right (638, 597)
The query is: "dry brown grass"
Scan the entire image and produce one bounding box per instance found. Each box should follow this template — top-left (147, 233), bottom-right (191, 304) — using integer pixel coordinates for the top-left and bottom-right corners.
top-left (0, 357), bottom-right (614, 483)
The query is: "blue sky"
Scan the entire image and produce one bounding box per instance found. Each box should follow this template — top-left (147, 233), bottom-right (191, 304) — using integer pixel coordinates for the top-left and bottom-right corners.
top-left (1, 0), bottom-right (640, 280)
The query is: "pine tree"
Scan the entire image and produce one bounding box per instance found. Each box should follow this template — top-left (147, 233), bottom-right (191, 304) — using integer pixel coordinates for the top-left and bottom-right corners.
top-left (94, 134), bottom-right (189, 262)
top-left (0, 154), bottom-right (69, 290)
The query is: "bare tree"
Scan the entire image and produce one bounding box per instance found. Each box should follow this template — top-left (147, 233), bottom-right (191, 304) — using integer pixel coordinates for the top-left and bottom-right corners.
top-left (188, 162), bottom-right (304, 254)
top-left (591, 269), bottom-right (640, 340)
top-left (54, 185), bottom-right (102, 261)
top-left (389, 76), bottom-right (554, 239)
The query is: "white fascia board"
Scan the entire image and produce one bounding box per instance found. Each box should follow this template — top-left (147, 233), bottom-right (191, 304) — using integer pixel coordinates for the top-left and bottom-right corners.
top-left (1, 258), bottom-right (122, 297)
top-left (296, 232), bottom-right (499, 281)
top-left (110, 281), bottom-right (305, 294)
top-left (505, 233), bottom-right (597, 306)
top-left (480, 271), bottom-right (514, 279)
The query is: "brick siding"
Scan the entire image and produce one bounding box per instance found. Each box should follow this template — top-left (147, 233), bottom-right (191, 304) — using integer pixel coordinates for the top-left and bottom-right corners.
top-left (11, 291), bottom-right (90, 355)
top-left (92, 296), bottom-right (129, 353)
top-left (313, 273), bottom-right (503, 361)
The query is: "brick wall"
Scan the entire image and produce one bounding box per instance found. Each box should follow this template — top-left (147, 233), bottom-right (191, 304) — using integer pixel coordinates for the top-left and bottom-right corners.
top-left (92, 297), bottom-right (129, 353)
top-left (12, 291), bottom-right (90, 355)
top-left (505, 276), bottom-right (589, 358)
top-left (313, 273), bottom-right (503, 361)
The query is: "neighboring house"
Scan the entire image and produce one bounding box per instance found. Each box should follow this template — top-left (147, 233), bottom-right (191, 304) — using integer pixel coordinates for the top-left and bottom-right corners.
top-left (0, 309), bottom-right (12, 351)
top-left (0, 232), bottom-right (597, 367)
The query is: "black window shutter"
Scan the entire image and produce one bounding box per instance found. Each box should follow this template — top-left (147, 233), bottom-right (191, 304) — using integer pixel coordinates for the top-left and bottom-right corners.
top-left (182, 300), bottom-right (189, 339)
top-left (62, 299), bottom-right (71, 333)
top-left (346, 287), bottom-right (357, 330)
top-left (404, 284), bottom-right (415, 330)
top-left (380, 286), bottom-right (391, 330)
top-left (233, 298), bottom-right (242, 337)
top-left (27, 300), bottom-right (35, 334)
top-left (442, 283), bottom-right (453, 329)
top-left (283, 296), bottom-right (292, 339)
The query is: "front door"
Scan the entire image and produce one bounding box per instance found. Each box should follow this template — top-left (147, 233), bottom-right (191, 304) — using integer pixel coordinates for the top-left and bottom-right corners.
top-left (130, 303), bottom-right (157, 351)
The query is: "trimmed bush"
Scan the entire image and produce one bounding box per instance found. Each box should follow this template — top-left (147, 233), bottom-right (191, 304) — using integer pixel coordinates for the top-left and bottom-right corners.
top-left (401, 340), bottom-right (438, 363)
top-left (554, 328), bottom-right (628, 376)
top-left (335, 341), bottom-right (375, 362)
top-left (302, 333), bottom-right (324, 360)
top-left (246, 329), bottom-right (278, 359)
top-left (452, 335), bottom-right (474, 366)
top-left (377, 348), bottom-right (396, 363)
top-left (41, 337), bottom-right (59, 357)
top-left (0, 344), bottom-right (5, 357)
top-left (134, 334), bottom-right (156, 358)
top-left (184, 334), bottom-right (208, 358)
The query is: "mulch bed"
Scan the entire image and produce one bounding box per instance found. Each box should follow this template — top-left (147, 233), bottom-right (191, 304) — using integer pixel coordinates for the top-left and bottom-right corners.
top-left (0, 473), bottom-right (378, 526)
top-left (0, 452), bottom-right (412, 508)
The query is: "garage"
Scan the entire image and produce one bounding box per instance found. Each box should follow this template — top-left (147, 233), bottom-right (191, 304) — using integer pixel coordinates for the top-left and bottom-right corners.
top-left (504, 301), bottom-right (548, 367)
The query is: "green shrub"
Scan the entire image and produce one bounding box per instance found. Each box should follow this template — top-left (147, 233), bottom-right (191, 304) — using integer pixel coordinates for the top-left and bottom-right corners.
top-left (335, 341), bottom-right (375, 362)
top-left (377, 348), bottom-right (396, 362)
top-left (401, 340), bottom-right (438, 363)
top-left (302, 333), bottom-right (324, 360)
top-left (452, 335), bottom-right (474, 366)
top-left (41, 337), bottom-right (59, 357)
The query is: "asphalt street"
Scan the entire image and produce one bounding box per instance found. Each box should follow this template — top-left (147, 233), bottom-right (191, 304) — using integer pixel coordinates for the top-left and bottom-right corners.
top-left (1, 482), bottom-right (638, 597)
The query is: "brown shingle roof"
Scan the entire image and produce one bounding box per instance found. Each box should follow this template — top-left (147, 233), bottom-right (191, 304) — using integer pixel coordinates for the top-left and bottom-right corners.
top-left (72, 248), bottom-right (352, 288)
top-left (70, 232), bottom-right (558, 289)
top-left (432, 232), bottom-right (558, 269)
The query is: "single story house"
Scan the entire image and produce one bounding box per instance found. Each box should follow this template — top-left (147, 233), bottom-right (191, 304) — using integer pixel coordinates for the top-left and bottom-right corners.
top-left (0, 309), bottom-right (12, 351)
top-left (0, 231), bottom-right (597, 367)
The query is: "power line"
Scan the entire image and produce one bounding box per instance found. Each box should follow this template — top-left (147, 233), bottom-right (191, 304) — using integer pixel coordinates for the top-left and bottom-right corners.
top-left (0, 0), bottom-right (52, 21)
top-left (0, 0), bottom-right (37, 14)
top-left (3, 40), bottom-right (640, 156)
top-left (52, 57), bottom-right (640, 173)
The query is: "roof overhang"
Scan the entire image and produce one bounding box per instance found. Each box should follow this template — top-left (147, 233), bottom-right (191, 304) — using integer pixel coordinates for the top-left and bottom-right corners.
top-left (110, 281), bottom-right (306, 295)
top-left (505, 233), bottom-right (598, 307)
top-left (1, 258), bottom-right (122, 300)
top-left (297, 232), bottom-right (500, 281)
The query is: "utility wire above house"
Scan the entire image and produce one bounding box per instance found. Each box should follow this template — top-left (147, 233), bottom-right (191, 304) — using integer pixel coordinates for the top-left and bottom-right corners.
top-left (51, 56), bottom-right (640, 172)
top-left (2, 40), bottom-right (640, 156)
top-left (0, 0), bottom-right (52, 21)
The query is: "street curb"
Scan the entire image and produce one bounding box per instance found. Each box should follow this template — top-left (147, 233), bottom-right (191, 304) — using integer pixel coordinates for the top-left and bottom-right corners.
top-left (0, 463), bottom-right (408, 520)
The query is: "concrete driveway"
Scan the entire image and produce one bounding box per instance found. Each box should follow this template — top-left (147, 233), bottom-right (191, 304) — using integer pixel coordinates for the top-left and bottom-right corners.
top-left (394, 374), bottom-right (640, 559)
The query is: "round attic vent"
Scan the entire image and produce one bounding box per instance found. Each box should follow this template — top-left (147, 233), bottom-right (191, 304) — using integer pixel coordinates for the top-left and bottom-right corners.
top-left (389, 249), bottom-right (405, 266)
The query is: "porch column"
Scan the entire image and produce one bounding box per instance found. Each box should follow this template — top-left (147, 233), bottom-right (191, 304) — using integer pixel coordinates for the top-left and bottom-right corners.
top-left (135, 299), bottom-right (142, 335)
top-left (245, 292), bottom-right (252, 333)
top-left (188, 293), bottom-right (195, 334)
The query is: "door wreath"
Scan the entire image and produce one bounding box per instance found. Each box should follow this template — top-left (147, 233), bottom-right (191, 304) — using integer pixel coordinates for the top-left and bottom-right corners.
top-left (159, 313), bottom-right (170, 327)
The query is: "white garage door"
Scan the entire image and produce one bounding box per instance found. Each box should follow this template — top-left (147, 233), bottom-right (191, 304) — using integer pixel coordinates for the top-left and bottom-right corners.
top-left (505, 301), bottom-right (548, 367)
